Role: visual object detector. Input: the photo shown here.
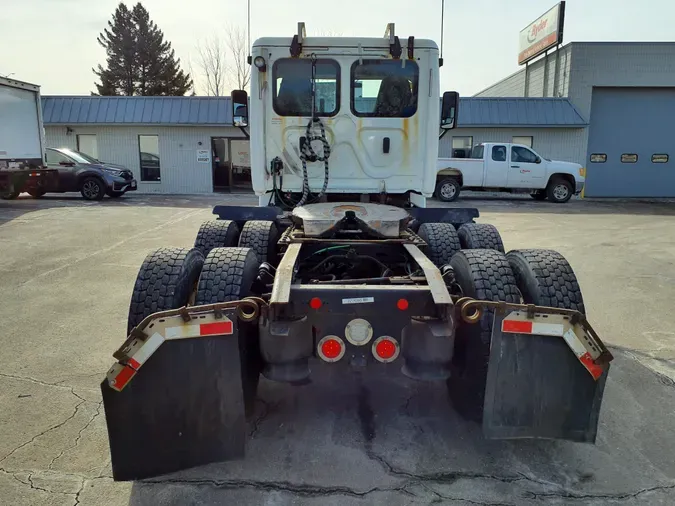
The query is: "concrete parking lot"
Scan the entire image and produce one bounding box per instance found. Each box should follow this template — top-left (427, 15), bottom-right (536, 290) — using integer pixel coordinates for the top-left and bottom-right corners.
top-left (1, 193), bottom-right (675, 505)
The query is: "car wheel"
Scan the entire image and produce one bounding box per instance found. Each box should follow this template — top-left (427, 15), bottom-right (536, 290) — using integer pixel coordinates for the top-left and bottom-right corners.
top-left (80, 178), bottom-right (105, 200)
top-left (1, 191), bottom-right (19, 200)
top-left (435, 177), bottom-right (461, 202)
top-left (27, 190), bottom-right (46, 198)
top-left (546, 177), bottom-right (574, 203)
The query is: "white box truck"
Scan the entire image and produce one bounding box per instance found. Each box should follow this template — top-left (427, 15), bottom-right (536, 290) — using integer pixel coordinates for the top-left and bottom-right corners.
top-left (0, 76), bottom-right (58, 199)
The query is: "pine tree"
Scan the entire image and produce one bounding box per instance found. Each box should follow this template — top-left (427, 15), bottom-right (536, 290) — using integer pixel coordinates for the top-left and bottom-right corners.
top-left (93, 2), bottom-right (192, 96)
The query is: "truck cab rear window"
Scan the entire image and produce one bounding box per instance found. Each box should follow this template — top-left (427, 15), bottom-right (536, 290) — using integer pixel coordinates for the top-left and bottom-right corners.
top-left (273, 59), bottom-right (340, 117)
top-left (351, 60), bottom-right (418, 117)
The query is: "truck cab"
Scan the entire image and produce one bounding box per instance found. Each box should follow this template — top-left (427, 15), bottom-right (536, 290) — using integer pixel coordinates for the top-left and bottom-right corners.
top-left (436, 142), bottom-right (585, 203)
top-left (232, 24), bottom-right (457, 208)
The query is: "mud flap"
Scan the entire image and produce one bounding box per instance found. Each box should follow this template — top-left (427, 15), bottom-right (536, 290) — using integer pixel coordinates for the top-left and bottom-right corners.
top-left (101, 327), bottom-right (246, 481)
top-left (482, 312), bottom-right (609, 442)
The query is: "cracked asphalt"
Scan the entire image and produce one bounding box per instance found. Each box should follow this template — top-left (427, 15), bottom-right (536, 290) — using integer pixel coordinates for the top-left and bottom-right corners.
top-left (1, 193), bottom-right (675, 505)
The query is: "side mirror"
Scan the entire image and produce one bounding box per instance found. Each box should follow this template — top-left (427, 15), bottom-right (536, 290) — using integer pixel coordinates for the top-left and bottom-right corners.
top-left (231, 90), bottom-right (249, 127)
top-left (441, 91), bottom-right (459, 130)
top-left (536, 157), bottom-right (542, 164)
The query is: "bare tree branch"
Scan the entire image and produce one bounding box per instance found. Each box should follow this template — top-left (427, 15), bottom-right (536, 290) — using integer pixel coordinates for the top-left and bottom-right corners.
top-left (224, 23), bottom-right (250, 92)
top-left (196, 37), bottom-right (226, 96)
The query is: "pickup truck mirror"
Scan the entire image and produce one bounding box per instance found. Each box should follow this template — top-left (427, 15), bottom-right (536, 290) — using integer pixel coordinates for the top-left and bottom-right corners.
top-left (440, 91), bottom-right (459, 130)
top-left (536, 157), bottom-right (542, 164)
top-left (231, 90), bottom-right (249, 127)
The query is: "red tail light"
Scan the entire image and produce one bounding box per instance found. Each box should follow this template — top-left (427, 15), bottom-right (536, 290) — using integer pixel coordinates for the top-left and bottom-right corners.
top-left (317, 336), bottom-right (345, 362)
top-left (396, 298), bottom-right (409, 310)
top-left (372, 336), bottom-right (400, 363)
top-left (309, 297), bottom-right (322, 309)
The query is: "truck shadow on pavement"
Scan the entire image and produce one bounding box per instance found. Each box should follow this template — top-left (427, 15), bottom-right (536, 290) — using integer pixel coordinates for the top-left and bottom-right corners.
top-left (128, 350), bottom-right (675, 506)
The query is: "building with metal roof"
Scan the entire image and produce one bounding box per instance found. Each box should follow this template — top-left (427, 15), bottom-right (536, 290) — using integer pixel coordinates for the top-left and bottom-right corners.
top-left (41, 95), bottom-right (588, 194)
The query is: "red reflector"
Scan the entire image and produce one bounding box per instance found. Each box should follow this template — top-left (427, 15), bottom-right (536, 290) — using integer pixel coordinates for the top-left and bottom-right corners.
top-left (112, 365), bottom-right (136, 390)
top-left (396, 298), bottom-right (409, 310)
top-left (200, 321), bottom-right (233, 336)
top-left (310, 297), bottom-right (322, 309)
top-left (579, 352), bottom-right (604, 380)
top-left (502, 320), bottom-right (533, 333)
top-left (321, 338), bottom-right (342, 360)
top-left (375, 339), bottom-right (396, 360)
top-left (128, 357), bottom-right (141, 370)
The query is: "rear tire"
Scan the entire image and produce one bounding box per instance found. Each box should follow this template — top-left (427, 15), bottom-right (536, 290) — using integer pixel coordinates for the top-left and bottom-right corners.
top-left (80, 177), bottom-right (105, 200)
top-left (194, 220), bottom-right (240, 257)
top-left (127, 247), bottom-right (204, 334)
top-left (546, 177), bottom-right (574, 203)
top-left (435, 177), bottom-right (461, 202)
top-left (28, 190), bottom-right (46, 198)
top-left (447, 249), bottom-right (520, 421)
top-left (238, 220), bottom-right (278, 265)
top-left (458, 223), bottom-right (505, 252)
top-left (196, 247), bottom-right (262, 415)
top-left (418, 222), bottom-right (461, 268)
top-left (1, 191), bottom-right (19, 200)
top-left (507, 249), bottom-right (584, 313)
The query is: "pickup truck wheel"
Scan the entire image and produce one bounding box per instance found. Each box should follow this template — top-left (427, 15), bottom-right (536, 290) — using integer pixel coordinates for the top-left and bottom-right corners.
top-left (194, 220), bottom-right (240, 257)
top-left (195, 247), bottom-right (262, 415)
top-left (435, 177), bottom-right (461, 202)
top-left (507, 249), bottom-right (584, 313)
top-left (447, 249), bottom-right (520, 422)
top-left (546, 177), bottom-right (574, 203)
top-left (458, 223), bottom-right (505, 253)
top-left (80, 177), bottom-right (105, 200)
top-left (418, 223), bottom-right (461, 268)
top-left (238, 220), bottom-right (278, 265)
top-left (530, 191), bottom-right (547, 201)
top-left (27, 190), bottom-right (46, 198)
top-left (1, 191), bottom-right (19, 200)
top-left (127, 247), bottom-right (205, 334)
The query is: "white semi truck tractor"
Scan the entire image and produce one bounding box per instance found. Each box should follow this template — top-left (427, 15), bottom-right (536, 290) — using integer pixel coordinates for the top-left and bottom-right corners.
top-left (101, 24), bottom-right (613, 481)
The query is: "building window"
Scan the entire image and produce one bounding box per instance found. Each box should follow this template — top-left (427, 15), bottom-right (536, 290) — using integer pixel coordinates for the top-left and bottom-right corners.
top-left (351, 60), bottom-right (419, 117)
top-left (273, 59), bottom-right (339, 117)
top-left (492, 145), bottom-right (507, 162)
top-left (452, 136), bottom-right (473, 158)
top-left (77, 134), bottom-right (98, 159)
top-left (590, 154), bottom-right (607, 163)
top-left (621, 154), bottom-right (638, 163)
top-left (512, 136), bottom-right (533, 148)
top-left (139, 135), bottom-right (161, 181)
top-left (652, 154), bottom-right (669, 163)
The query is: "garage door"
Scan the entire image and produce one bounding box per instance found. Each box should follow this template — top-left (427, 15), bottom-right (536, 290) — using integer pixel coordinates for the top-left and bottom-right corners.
top-left (585, 87), bottom-right (675, 197)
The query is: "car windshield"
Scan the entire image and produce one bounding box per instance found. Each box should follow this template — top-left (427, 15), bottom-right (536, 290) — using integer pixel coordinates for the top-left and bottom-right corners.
top-left (59, 148), bottom-right (97, 164)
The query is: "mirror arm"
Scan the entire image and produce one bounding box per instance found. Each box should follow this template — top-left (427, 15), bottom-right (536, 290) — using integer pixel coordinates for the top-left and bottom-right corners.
top-left (238, 126), bottom-right (250, 140)
top-left (439, 128), bottom-right (450, 141)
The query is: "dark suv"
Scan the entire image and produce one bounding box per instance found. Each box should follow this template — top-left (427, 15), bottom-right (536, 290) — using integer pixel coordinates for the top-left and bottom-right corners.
top-left (42, 148), bottom-right (137, 200)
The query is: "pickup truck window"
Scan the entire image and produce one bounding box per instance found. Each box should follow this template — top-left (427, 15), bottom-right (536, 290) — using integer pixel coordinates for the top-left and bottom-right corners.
top-left (492, 146), bottom-right (507, 162)
top-left (351, 60), bottom-right (418, 118)
top-left (273, 59), bottom-right (340, 117)
top-left (511, 146), bottom-right (538, 163)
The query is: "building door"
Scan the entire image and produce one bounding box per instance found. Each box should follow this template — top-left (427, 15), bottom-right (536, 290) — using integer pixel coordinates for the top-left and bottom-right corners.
top-left (211, 138), bottom-right (230, 191)
top-left (211, 137), bottom-right (252, 192)
top-left (585, 87), bottom-right (675, 197)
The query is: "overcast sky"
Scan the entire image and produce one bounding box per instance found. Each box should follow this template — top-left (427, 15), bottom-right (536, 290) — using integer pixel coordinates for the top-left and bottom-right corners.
top-left (1, 0), bottom-right (673, 96)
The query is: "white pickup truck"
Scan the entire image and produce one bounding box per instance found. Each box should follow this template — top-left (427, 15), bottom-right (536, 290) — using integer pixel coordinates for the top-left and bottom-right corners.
top-left (435, 143), bottom-right (585, 203)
